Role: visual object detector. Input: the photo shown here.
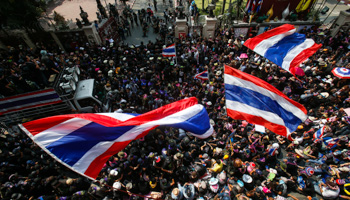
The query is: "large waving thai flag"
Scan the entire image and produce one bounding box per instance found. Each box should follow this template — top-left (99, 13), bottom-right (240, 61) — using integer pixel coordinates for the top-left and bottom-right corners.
top-left (162, 44), bottom-right (176, 57)
top-left (194, 70), bottom-right (209, 80)
top-left (19, 97), bottom-right (213, 180)
top-left (244, 24), bottom-right (322, 75)
top-left (224, 65), bottom-right (307, 140)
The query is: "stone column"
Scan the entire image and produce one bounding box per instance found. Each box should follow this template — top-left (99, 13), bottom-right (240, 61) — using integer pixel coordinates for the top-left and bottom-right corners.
top-left (175, 17), bottom-right (188, 38)
top-left (331, 11), bottom-right (350, 37)
top-left (21, 31), bottom-right (36, 50)
top-left (83, 24), bottom-right (102, 45)
top-left (50, 32), bottom-right (66, 52)
top-left (203, 16), bottom-right (217, 38)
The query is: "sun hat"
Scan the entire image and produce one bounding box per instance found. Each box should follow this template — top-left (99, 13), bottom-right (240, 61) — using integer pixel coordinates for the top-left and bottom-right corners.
top-left (118, 151), bottom-right (127, 158)
top-left (113, 181), bottom-right (121, 190)
top-left (237, 180), bottom-right (244, 187)
top-left (200, 181), bottom-right (207, 189)
top-left (305, 167), bottom-right (315, 176)
top-left (66, 178), bottom-right (73, 185)
top-left (183, 186), bottom-right (193, 198)
top-left (218, 171), bottom-right (227, 184)
top-left (126, 182), bottom-right (133, 191)
top-left (209, 177), bottom-right (219, 193)
top-left (172, 188), bottom-right (180, 199)
top-left (209, 177), bottom-right (219, 185)
top-left (247, 162), bottom-right (256, 173)
top-left (109, 169), bottom-right (118, 176)
top-left (243, 174), bottom-right (253, 183)
top-left (336, 179), bottom-right (346, 185)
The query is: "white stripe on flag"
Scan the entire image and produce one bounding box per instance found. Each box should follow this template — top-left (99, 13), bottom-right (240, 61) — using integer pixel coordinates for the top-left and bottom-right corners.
top-left (226, 100), bottom-right (286, 126)
top-left (224, 74), bottom-right (307, 121)
top-left (281, 39), bottom-right (315, 71)
top-left (34, 118), bottom-right (92, 147)
top-left (254, 29), bottom-right (296, 56)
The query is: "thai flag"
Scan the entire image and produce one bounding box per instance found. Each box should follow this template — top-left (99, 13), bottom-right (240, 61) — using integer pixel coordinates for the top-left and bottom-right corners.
top-left (244, 24), bottom-right (322, 75)
top-left (250, 0), bottom-right (258, 13)
top-left (19, 97), bottom-right (213, 179)
top-left (162, 44), bottom-right (176, 57)
top-left (256, 0), bottom-right (263, 13)
top-left (313, 126), bottom-right (326, 139)
top-left (0, 89), bottom-right (62, 115)
top-left (194, 70), bottom-right (209, 80)
top-left (224, 65), bottom-right (307, 140)
top-left (245, 0), bottom-right (253, 13)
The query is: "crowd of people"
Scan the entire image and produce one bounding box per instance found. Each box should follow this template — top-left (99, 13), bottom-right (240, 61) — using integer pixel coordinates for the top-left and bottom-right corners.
top-left (1, 3), bottom-right (350, 200)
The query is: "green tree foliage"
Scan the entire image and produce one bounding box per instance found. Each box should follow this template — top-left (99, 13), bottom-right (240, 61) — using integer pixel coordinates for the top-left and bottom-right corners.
top-left (0, 0), bottom-right (47, 30)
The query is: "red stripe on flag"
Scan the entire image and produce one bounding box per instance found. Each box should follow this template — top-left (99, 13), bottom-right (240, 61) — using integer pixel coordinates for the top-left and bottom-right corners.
top-left (0, 89), bottom-right (55, 101)
top-left (22, 97), bottom-right (198, 135)
top-left (289, 43), bottom-right (322, 70)
top-left (243, 24), bottom-right (295, 50)
top-left (226, 108), bottom-right (291, 140)
top-left (84, 141), bottom-right (131, 179)
top-left (224, 65), bottom-right (307, 114)
top-left (84, 128), bottom-right (155, 179)
top-left (23, 115), bottom-right (74, 136)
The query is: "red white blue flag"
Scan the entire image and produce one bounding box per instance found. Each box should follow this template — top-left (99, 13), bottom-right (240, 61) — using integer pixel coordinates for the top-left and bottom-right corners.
top-left (194, 70), bottom-right (209, 80)
top-left (245, 0), bottom-right (253, 13)
top-left (0, 89), bottom-right (62, 115)
top-left (19, 97), bottom-right (213, 180)
top-left (244, 24), bottom-right (322, 75)
top-left (250, 0), bottom-right (258, 13)
top-left (162, 44), bottom-right (176, 57)
top-left (224, 65), bottom-right (307, 140)
top-left (256, 0), bottom-right (263, 13)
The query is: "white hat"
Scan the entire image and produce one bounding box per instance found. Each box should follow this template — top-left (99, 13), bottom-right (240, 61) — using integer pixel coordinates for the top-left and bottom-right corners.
top-left (269, 168), bottom-right (277, 174)
top-left (209, 177), bottom-right (219, 185)
top-left (207, 101), bottom-right (212, 106)
top-left (113, 181), bottom-right (121, 190)
top-left (109, 169), bottom-right (118, 176)
top-left (104, 60), bottom-right (108, 64)
top-left (243, 174), bottom-right (252, 183)
top-left (272, 143), bottom-right (279, 149)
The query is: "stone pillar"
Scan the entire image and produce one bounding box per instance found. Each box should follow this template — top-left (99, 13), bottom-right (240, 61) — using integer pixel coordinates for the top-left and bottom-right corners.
top-left (203, 16), bottom-right (217, 38)
top-left (50, 32), bottom-right (66, 52)
top-left (0, 39), bottom-right (6, 50)
top-left (331, 11), bottom-right (350, 37)
top-left (83, 24), bottom-right (102, 45)
top-left (21, 31), bottom-right (36, 50)
top-left (175, 17), bottom-right (188, 39)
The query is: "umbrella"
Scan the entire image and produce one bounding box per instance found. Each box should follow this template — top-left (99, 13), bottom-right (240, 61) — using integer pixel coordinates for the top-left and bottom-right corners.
top-left (291, 66), bottom-right (305, 76)
top-left (240, 53), bottom-right (248, 59)
top-left (332, 67), bottom-right (350, 79)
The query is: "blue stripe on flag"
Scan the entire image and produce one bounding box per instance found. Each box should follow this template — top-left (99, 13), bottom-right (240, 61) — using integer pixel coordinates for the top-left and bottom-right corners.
top-left (163, 48), bottom-right (175, 53)
top-left (169, 107), bottom-right (211, 134)
top-left (46, 123), bottom-right (135, 166)
top-left (264, 33), bottom-right (306, 67)
top-left (225, 84), bottom-right (302, 132)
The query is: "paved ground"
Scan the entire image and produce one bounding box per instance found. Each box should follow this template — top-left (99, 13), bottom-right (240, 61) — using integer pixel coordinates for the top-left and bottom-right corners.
top-left (317, 0), bottom-right (350, 25)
